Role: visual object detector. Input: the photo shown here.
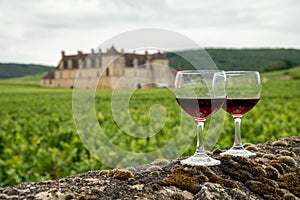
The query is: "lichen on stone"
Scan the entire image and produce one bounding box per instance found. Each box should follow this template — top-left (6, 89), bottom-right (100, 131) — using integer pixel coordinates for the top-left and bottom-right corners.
top-left (279, 171), bottom-right (300, 197)
top-left (283, 193), bottom-right (298, 200)
top-left (159, 166), bottom-right (200, 194)
top-left (194, 165), bottom-right (238, 188)
top-left (250, 166), bottom-right (267, 177)
top-left (245, 180), bottom-right (283, 199)
top-left (107, 169), bottom-right (134, 180)
top-left (243, 143), bottom-right (253, 148)
top-left (278, 156), bottom-right (297, 167)
top-left (151, 158), bottom-right (170, 166)
top-left (194, 165), bottom-right (220, 182)
top-left (170, 192), bottom-right (184, 200)
top-left (255, 152), bottom-right (264, 157)
top-left (245, 145), bottom-right (258, 152)
top-left (279, 150), bottom-right (296, 158)
top-left (258, 176), bottom-right (279, 188)
top-left (270, 160), bottom-right (285, 174)
top-left (272, 140), bottom-right (288, 146)
top-left (265, 165), bottom-right (280, 180)
top-left (146, 165), bottom-right (162, 172)
top-left (197, 175), bottom-right (209, 183)
top-left (263, 153), bottom-right (277, 160)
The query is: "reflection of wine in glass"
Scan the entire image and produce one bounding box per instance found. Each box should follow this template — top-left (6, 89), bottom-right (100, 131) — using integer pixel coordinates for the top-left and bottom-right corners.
top-left (175, 70), bottom-right (226, 166)
top-left (221, 71), bottom-right (261, 158)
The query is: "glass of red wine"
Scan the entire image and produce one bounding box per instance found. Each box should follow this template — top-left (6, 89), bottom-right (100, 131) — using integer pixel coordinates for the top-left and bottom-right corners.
top-left (175, 70), bottom-right (226, 166)
top-left (221, 71), bottom-right (261, 158)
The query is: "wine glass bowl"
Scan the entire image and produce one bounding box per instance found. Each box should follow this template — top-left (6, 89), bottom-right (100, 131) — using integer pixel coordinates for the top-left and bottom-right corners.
top-left (175, 70), bottom-right (226, 166)
top-left (221, 71), bottom-right (261, 157)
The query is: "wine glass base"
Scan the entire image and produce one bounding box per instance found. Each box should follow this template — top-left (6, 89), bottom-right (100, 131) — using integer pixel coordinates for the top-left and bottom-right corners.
top-left (180, 155), bottom-right (221, 166)
top-left (220, 148), bottom-right (256, 158)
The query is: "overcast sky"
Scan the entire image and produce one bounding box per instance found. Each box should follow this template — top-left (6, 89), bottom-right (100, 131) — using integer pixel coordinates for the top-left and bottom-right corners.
top-left (0, 0), bottom-right (299, 65)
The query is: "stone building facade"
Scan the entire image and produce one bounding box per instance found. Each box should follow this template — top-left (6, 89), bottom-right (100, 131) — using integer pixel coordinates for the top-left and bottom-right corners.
top-left (41, 46), bottom-right (175, 89)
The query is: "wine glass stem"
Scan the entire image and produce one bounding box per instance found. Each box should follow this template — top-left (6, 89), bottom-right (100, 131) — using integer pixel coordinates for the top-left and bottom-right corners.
top-left (233, 117), bottom-right (243, 148)
top-left (195, 121), bottom-right (206, 156)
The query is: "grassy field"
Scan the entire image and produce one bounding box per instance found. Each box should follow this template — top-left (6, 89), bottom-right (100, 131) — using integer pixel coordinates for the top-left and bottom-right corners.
top-left (261, 66), bottom-right (300, 79)
top-left (0, 72), bottom-right (300, 186)
top-left (0, 72), bottom-right (47, 85)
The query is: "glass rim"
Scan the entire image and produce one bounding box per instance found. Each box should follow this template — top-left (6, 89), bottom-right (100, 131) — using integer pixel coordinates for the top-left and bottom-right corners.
top-left (225, 71), bottom-right (260, 74)
top-left (176, 70), bottom-right (225, 74)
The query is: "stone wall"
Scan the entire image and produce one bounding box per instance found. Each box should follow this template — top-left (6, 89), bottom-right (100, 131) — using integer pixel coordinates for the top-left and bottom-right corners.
top-left (1, 137), bottom-right (299, 199)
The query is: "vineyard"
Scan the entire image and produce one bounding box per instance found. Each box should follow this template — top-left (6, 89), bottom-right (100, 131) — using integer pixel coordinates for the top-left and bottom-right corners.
top-left (0, 73), bottom-right (300, 187)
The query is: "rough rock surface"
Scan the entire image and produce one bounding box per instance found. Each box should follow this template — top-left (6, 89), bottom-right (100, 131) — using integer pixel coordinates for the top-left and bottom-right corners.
top-left (0, 137), bottom-right (299, 200)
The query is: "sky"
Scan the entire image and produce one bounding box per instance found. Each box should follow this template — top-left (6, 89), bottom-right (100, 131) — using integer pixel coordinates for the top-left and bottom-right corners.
top-left (0, 0), bottom-right (300, 66)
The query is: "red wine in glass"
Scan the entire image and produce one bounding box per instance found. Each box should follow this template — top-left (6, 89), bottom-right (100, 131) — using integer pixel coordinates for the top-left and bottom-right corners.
top-left (224, 98), bottom-right (260, 119)
top-left (221, 71), bottom-right (261, 158)
top-left (175, 70), bottom-right (226, 166)
top-left (177, 97), bottom-right (225, 121)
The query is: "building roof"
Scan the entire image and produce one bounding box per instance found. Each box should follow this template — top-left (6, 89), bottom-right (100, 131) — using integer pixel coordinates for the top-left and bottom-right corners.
top-left (106, 45), bottom-right (120, 55)
top-left (42, 71), bottom-right (55, 79)
top-left (151, 52), bottom-right (167, 59)
top-left (57, 46), bottom-right (167, 68)
top-left (123, 52), bottom-right (167, 67)
top-left (123, 53), bottom-right (147, 67)
top-left (59, 53), bottom-right (89, 69)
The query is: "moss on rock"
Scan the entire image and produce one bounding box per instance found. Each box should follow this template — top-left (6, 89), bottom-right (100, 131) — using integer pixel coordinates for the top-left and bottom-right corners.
top-left (108, 169), bottom-right (134, 180)
top-left (265, 165), bottom-right (280, 179)
top-left (278, 156), bottom-right (297, 167)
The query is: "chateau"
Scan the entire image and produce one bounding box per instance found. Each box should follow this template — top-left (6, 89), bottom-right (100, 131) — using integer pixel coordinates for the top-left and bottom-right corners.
top-left (41, 46), bottom-right (175, 89)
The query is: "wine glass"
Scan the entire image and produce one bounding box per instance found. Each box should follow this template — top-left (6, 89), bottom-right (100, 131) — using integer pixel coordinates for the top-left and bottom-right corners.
top-left (175, 70), bottom-right (226, 166)
top-left (221, 71), bottom-right (261, 157)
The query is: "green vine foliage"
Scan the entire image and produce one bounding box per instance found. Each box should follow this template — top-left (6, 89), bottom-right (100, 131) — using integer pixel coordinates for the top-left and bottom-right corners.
top-left (0, 77), bottom-right (300, 186)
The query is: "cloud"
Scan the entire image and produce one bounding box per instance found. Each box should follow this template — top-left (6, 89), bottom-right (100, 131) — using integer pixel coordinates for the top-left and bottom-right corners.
top-left (0, 0), bottom-right (299, 65)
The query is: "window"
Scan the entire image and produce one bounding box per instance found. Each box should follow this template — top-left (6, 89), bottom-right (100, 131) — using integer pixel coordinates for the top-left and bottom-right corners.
top-left (86, 59), bottom-right (91, 68)
top-left (59, 62), bottom-right (64, 69)
top-left (68, 59), bottom-right (73, 69)
top-left (106, 68), bottom-right (109, 76)
top-left (95, 59), bottom-right (100, 67)
top-left (78, 59), bottom-right (82, 68)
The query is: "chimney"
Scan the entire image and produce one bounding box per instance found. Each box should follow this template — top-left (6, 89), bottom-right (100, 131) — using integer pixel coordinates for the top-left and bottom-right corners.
top-left (91, 48), bottom-right (95, 54)
top-left (61, 51), bottom-right (65, 58)
top-left (121, 48), bottom-right (124, 54)
top-left (77, 51), bottom-right (83, 57)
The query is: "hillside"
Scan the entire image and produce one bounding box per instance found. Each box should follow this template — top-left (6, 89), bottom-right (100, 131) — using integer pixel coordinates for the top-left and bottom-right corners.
top-left (1, 48), bottom-right (300, 80)
top-left (167, 48), bottom-right (300, 71)
top-left (0, 63), bottom-right (53, 79)
top-left (261, 66), bottom-right (300, 79)
top-left (0, 72), bottom-right (48, 84)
